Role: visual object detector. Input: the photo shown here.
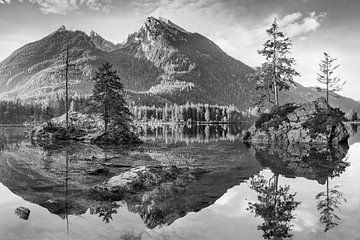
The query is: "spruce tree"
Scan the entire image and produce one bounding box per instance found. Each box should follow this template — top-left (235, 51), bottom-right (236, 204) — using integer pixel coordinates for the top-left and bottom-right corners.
top-left (249, 18), bottom-right (299, 106)
top-left (317, 52), bottom-right (345, 105)
top-left (92, 62), bottom-right (132, 134)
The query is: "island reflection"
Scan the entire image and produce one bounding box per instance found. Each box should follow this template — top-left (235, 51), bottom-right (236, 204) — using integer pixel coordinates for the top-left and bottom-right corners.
top-left (248, 142), bottom-right (350, 238)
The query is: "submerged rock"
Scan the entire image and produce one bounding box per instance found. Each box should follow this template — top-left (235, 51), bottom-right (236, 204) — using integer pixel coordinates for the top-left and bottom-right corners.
top-left (94, 165), bottom-right (189, 193)
top-left (93, 164), bottom-right (261, 229)
top-left (245, 98), bottom-right (349, 145)
top-left (15, 207), bottom-right (30, 220)
top-left (30, 111), bottom-right (141, 145)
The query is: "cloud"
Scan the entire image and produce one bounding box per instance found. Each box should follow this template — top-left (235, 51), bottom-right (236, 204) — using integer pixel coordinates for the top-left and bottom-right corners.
top-left (0, 0), bottom-right (113, 14)
top-left (131, 0), bottom-right (326, 66)
top-left (280, 11), bottom-right (327, 38)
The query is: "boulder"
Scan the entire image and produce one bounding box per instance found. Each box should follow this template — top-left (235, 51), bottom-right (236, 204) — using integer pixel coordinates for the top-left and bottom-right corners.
top-left (15, 207), bottom-right (30, 220)
top-left (94, 165), bottom-right (185, 193)
top-left (245, 98), bottom-right (349, 145)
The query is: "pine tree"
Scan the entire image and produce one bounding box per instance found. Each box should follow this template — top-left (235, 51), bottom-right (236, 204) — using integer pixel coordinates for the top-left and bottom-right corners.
top-left (249, 18), bottom-right (299, 106)
top-left (317, 52), bottom-right (345, 105)
top-left (92, 62), bottom-right (132, 134)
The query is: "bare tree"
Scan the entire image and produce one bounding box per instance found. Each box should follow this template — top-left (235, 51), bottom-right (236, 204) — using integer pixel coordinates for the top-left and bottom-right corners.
top-left (317, 52), bottom-right (345, 105)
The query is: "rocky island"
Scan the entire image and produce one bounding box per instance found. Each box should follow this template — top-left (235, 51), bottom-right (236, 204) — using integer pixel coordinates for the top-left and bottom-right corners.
top-left (30, 111), bottom-right (141, 145)
top-left (243, 97), bottom-right (349, 145)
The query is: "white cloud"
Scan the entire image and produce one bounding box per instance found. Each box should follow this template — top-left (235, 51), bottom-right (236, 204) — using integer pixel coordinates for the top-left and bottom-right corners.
top-left (0, 0), bottom-right (113, 14)
top-left (280, 11), bottom-right (327, 38)
top-left (132, 0), bottom-right (327, 67)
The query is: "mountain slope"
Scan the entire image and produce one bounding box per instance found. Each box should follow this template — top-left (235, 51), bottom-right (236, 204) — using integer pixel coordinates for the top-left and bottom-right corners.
top-left (0, 17), bottom-right (359, 113)
top-left (281, 84), bottom-right (360, 114)
top-left (0, 26), bottom-right (101, 101)
top-left (0, 17), bottom-right (256, 108)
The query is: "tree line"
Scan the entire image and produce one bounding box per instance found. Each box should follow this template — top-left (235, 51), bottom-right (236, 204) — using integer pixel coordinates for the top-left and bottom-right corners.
top-left (131, 102), bottom-right (254, 123)
top-left (0, 95), bottom-right (255, 124)
top-left (0, 97), bottom-right (89, 124)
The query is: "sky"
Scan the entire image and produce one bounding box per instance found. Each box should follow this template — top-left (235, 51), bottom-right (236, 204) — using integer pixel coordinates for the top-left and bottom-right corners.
top-left (0, 0), bottom-right (359, 100)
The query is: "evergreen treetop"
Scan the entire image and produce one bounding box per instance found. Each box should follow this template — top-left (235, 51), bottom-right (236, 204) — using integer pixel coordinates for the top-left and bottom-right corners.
top-left (249, 18), bottom-right (299, 106)
top-left (92, 62), bottom-right (132, 133)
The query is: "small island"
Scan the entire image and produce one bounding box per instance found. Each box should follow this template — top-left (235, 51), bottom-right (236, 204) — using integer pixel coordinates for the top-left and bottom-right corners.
top-left (31, 62), bottom-right (142, 145)
top-left (243, 97), bottom-right (349, 145)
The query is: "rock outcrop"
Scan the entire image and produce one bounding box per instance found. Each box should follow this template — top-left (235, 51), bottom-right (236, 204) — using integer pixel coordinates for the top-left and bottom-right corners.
top-left (94, 165), bottom-right (204, 193)
top-left (30, 111), bottom-right (141, 145)
top-left (244, 98), bottom-right (349, 145)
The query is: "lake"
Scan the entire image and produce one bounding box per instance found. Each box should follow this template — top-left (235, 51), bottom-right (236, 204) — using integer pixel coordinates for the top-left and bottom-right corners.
top-left (0, 124), bottom-right (359, 240)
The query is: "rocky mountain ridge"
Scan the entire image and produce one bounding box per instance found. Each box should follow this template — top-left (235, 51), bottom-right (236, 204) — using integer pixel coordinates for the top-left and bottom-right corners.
top-left (0, 17), bottom-right (359, 113)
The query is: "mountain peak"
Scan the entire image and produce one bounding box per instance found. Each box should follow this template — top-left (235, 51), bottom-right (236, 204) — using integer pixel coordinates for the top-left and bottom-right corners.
top-left (144, 16), bottom-right (189, 34)
top-left (90, 30), bottom-right (99, 38)
top-left (89, 30), bottom-right (120, 52)
top-left (56, 25), bottom-right (67, 32)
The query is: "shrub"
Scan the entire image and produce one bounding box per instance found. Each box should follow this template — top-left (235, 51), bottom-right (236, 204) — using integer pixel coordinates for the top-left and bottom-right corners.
top-left (269, 103), bottom-right (298, 118)
top-left (302, 108), bottom-right (345, 137)
top-left (255, 113), bottom-right (272, 128)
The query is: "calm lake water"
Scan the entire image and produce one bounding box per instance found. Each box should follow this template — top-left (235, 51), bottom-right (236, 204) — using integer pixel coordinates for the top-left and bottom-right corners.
top-left (0, 124), bottom-right (359, 240)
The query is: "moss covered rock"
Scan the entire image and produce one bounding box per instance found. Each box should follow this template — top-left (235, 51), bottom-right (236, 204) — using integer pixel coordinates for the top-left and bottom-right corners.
top-left (245, 98), bottom-right (349, 145)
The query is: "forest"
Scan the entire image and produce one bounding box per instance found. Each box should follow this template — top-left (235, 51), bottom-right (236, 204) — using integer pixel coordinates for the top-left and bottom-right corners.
top-left (131, 102), bottom-right (253, 123)
top-left (0, 97), bottom-right (252, 124)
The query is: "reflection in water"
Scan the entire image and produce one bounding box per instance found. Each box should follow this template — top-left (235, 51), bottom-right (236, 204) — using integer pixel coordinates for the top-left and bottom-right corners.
top-left (247, 174), bottom-right (300, 240)
top-left (314, 151), bottom-right (348, 232)
top-left (252, 144), bottom-right (350, 184)
top-left (136, 123), bottom-right (248, 144)
top-left (89, 202), bottom-right (121, 223)
top-left (251, 143), bottom-right (351, 236)
top-left (315, 180), bottom-right (346, 232)
top-left (0, 126), bottom-right (262, 231)
top-left (65, 149), bottom-right (70, 239)
top-left (0, 125), bottom-right (359, 240)
top-left (350, 124), bottom-right (358, 135)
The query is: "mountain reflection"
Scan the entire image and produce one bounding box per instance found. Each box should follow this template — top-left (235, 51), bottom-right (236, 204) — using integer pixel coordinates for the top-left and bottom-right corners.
top-left (0, 125), bottom-right (354, 237)
top-left (0, 126), bottom-right (262, 230)
top-left (247, 174), bottom-right (300, 240)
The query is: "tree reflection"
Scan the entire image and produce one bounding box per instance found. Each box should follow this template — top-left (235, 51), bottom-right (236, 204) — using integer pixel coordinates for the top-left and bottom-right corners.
top-left (316, 180), bottom-right (346, 232)
top-left (247, 174), bottom-right (300, 240)
top-left (350, 124), bottom-right (358, 135)
top-left (89, 202), bottom-right (120, 223)
top-left (315, 151), bottom-right (348, 232)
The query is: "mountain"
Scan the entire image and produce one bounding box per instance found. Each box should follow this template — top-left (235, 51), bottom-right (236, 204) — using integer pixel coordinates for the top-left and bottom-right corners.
top-left (0, 17), bottom-right (359, 113)
top-left (0, 25), bottom-right (99, 101)
top-left (89, 30), bottom-right (121, 52)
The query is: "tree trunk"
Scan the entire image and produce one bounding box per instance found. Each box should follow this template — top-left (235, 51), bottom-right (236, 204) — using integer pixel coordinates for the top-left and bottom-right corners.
top-left (326, 62), bottom-right (329, 106)
top-left (273, 30), bottom-right (279, 106)
top-left (104, 104), bottom-right (108, 134)
top-left (274, 81), bottom-right (279, 106)
top-left (273, 174), bottom-right (279, 218)
top-left (65, 40), bottom-right (70, 132)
